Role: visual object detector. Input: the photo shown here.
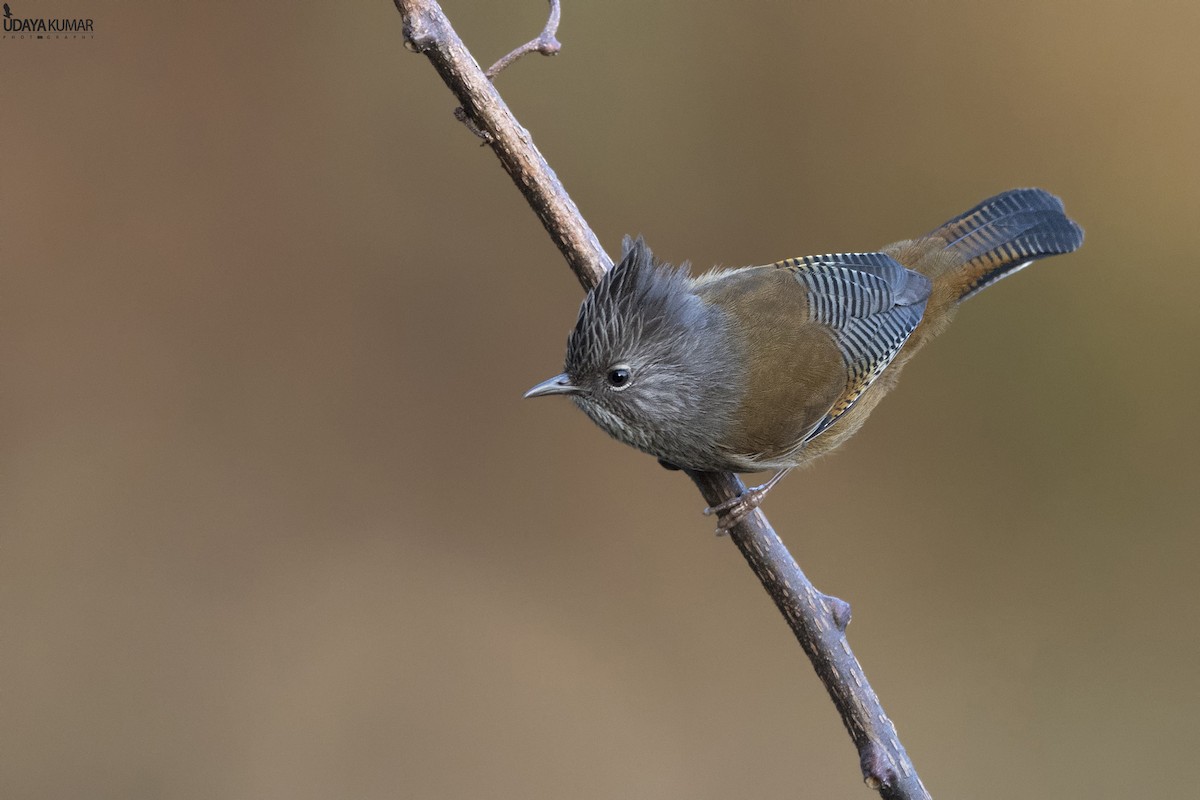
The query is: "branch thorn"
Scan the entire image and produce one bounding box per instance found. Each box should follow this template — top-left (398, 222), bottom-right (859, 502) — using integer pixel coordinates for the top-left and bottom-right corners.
top-left (454, 106), bottom-right (494, 144)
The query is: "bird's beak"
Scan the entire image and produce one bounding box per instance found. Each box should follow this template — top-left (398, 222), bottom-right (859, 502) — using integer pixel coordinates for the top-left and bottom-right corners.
top-left (524, 373), bottom-right (581, 398)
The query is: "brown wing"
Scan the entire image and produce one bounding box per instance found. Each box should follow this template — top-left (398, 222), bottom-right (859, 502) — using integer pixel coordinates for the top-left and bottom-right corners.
top-left (696, 267), bottom-right (844, 468)
top-left (696, 253), bottom-right (930, 468)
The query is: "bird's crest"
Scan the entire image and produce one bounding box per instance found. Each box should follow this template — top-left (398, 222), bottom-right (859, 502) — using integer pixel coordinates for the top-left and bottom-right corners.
top-left (566, 237), bottom-right (697, 373)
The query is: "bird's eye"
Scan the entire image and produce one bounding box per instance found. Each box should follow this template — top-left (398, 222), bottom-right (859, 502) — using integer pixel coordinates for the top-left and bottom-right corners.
top-left (606, 365), bottom-right (632, 390)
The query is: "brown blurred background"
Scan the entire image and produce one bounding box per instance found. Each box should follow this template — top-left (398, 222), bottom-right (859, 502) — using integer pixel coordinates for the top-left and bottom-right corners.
top-left (3, 1), bottom-right (1198, 797)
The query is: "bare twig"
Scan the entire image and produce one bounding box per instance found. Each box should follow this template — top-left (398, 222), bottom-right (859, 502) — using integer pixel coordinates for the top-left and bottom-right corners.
top-left (485, 0), bottom-right (561, 78)
top-left (685, 471), bottom-right (928, 797)
top-left (395, 0), bottom-right (605, 289)
top-left (451, 0), bottom-right (562, 143)
top-left (392, 2), bottom-right (931, 797)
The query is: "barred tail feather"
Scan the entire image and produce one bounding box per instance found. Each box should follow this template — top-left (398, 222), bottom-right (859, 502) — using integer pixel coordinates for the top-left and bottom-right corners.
top-left (929, 188), bottom-right (1084, 302)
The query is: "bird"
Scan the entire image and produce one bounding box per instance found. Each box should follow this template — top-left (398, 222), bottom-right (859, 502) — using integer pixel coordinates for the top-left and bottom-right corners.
top-left (525, 188), bottom-right (1084, 531)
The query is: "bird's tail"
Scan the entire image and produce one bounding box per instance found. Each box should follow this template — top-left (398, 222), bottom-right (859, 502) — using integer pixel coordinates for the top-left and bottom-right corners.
top-left (885, 188), bottom-right (1085, 306)
top-left (881, 188), bottom-right (1083, 350)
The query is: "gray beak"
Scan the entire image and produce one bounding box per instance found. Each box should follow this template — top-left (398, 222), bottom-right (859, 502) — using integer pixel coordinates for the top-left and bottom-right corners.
top-left (524, 373), bottom-right (581, 398)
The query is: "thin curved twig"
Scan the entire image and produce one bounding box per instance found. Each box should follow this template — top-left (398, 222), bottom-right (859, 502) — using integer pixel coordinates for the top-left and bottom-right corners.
top-left (392, 2), bottom-right (931, 797)
top-left (395, 0), bottom-right (607, 288)
top-left (452, 0), bottom-right (562, 143)
top-left (486, 0), bottom-right (561, 78)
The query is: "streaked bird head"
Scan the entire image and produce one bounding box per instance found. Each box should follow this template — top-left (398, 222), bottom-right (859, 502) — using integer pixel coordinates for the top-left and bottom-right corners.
top-left (525, 237), bottom-right (738, 466)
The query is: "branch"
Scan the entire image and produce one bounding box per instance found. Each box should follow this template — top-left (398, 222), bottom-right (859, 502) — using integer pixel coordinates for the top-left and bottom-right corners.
top-left (485, 0), bottom-right (561, 79)
top-left (392, 2), bottom-right (931, 797)
top-left (397, 0), bottom-right (606, 290)
top-left (686, 471), bottom-right (929, 798)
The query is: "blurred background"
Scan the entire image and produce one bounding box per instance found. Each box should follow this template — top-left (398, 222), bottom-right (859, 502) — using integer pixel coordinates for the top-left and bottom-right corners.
top-left (3, 1), bottom-right (1197, 797)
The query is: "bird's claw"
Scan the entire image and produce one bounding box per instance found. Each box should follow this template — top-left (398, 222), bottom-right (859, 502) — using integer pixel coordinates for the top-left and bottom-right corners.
top-left (702, 487), bottom-right (768, 535)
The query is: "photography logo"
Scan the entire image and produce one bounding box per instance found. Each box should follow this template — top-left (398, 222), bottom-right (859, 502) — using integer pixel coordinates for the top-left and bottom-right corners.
top-left (2, 3), bottom-right (96, 40)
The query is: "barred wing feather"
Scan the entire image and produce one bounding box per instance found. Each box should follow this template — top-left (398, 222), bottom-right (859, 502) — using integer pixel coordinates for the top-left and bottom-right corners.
top-left (775, 252), bottom-right (931, 441)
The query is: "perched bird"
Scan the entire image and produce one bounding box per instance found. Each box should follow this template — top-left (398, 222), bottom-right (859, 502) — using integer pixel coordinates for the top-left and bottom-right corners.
top-left (526, 189), bottom-right (1084, 530)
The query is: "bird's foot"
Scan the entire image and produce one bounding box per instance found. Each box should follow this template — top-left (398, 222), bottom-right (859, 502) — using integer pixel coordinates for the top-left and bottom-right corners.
top-left (701, 469), bottom-right (791, 535)
top-left (702, 487), bottom-right (768, 535)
